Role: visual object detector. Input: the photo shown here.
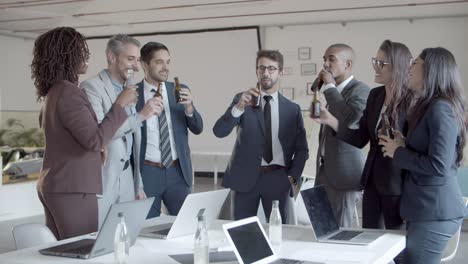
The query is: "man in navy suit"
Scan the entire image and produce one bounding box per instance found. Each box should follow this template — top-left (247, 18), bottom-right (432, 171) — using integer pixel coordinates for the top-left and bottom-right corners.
top-left (136, 42), bottom-right (203, 218)
top-left (213, 50), bottom-right (308, 222)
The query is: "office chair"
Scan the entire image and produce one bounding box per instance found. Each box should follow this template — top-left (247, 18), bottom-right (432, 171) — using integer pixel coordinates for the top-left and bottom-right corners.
top-left (440, 197), bottom-right (468, 262)
top-left (12, 223), bottom-right (57, 250)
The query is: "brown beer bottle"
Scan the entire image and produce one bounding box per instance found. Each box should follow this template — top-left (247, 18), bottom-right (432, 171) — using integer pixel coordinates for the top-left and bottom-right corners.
top-left (312, 87), bottom-right (320, 118)
top-left (311, 76), bottom-right (324, 91)
top-left (174, 77), bottom-right (183, 103)
top-left (153, 82), bottom-right (162, 98)
top-left (381, 113), bottom-right (394, 139)
top-left (251, 82), bottom-right (261, 108)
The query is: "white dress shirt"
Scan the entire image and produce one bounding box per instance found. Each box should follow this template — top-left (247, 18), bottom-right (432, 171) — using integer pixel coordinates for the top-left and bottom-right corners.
top-left (321, 75), bottom-right (354, 93)
top-left (231, 90), bottom-right (285, 166)
top-left (143, 80), bottom-right (178, 163)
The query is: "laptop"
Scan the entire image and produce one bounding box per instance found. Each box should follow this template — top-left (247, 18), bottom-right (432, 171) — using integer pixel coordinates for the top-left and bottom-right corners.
top-left (39, 197), bottom-right (154, 259)
top-left (140, 189), bottom-right (230, 239)
top-left (223, 217), bottom-right (323, 264)
top-left (300, 185), bottom-right (384, 245)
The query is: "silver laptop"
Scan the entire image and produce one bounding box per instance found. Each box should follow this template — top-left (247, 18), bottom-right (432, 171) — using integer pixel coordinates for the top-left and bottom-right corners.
top-left (223, 217), bottom-right (323, 264)
top-left (39, 197), bottom-right (154, 259)
top-left (140, 189), bottom-right (230, 239)
top-left (300, 185), bottom-right (383, 245)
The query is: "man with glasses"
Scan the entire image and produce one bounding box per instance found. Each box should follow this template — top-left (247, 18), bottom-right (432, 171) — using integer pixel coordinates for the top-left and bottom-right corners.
top-left (213, 50), bottom-right (308, 221)
top-left (311, 43), bottom-right (370, 227)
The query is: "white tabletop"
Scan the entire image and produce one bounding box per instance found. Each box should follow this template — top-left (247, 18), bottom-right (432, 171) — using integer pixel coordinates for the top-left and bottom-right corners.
top-left (0, 220), bottom-right (405, 264)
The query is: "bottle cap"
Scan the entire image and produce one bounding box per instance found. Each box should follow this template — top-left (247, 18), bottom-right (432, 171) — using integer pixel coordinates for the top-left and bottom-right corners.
top-left (118, 212), bottom-right (124, 218)
top-left (272, 200), bottom-right (279, 206)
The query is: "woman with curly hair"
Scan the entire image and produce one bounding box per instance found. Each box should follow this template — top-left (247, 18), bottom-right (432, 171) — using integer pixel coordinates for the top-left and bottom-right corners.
top-left (379, 47), bottom-right (466, 263)
top-left (32, 27), bottom-right (137, 240)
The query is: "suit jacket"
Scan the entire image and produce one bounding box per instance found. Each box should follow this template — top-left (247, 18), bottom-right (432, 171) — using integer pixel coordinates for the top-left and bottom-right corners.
top-left (394, 99), bottom-right (466, 221)
top-left (337, 86), bottom-right (405, 195)
top-left (39, 80), bottom-right (127, 194)
top-left (136, 81), bottom-right (203, 186)
top-left (317, 78), bottom-right (369, 191)
top-left (81, 70), bottom-right (144, 196)
top-left (213, 92), bottom-right (309, 192)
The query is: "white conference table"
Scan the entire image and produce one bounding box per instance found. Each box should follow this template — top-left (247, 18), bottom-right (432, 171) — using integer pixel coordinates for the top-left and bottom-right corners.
top-left (0, 219), bottom-right (405, 264)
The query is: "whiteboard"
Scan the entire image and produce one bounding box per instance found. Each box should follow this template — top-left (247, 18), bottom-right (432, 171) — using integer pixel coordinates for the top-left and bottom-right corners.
top-left (82, 28), bottom-right (260, 153)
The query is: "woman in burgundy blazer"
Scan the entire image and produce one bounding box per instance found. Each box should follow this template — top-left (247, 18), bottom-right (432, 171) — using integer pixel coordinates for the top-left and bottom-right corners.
top-left (31, 27), bottom-right (137, 240)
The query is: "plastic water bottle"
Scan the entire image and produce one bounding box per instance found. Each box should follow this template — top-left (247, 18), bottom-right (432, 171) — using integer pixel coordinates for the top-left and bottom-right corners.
top-left (194, 211), bottom-right (209, 264)
top-left (114, 212), bottom-right (130, 264)
top-left (269, 200), bottom-right (282, 245)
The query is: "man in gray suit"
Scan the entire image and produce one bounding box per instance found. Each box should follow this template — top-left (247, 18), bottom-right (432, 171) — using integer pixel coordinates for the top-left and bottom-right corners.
top-left (81, 35), bottom-right (163, 227)
top-left (313, 44), bottom-right (369, 227)
top-left (213, 50), bottom-right (308, 222)
top-left (136, 42), bottom-right (203, 218)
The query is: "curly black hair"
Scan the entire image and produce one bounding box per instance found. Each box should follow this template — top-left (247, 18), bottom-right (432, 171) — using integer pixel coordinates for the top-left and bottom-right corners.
top-left (31, 27), bottom-right (89, 101)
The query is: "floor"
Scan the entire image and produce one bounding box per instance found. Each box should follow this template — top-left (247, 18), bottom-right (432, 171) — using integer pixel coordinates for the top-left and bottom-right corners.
top-left (0, 176), bottom-right (466, 263)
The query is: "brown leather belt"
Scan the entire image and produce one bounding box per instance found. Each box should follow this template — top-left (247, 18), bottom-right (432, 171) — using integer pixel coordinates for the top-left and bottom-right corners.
top-left (144, 159), bottom-right (179, 168)
top-left (260, 164), bottom-right (284, 173)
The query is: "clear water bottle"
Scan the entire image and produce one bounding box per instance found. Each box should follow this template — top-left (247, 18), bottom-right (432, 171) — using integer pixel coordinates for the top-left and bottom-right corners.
top-left (194, 212), bottom-right (209, 264)
top-left (114, 212), bottom-right (130, 264)
top-left (269, 200), bottom-right (282, 245)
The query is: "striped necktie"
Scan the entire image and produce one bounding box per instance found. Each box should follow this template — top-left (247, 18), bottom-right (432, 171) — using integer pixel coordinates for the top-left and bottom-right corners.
top-left (151, 88), bottom-right (172, 167)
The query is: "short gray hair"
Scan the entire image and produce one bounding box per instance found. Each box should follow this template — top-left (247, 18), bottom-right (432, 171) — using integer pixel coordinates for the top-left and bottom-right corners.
top-left (106, 34), bottom-right (140, 64)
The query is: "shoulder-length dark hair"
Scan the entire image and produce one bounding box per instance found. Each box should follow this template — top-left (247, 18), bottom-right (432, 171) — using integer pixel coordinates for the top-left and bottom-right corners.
top-left (378, 40), bottom-right (412, 126)
top-left (31, 27), bottom-right (89, 101)
top-left (408, 47), bottom-right (466, 165)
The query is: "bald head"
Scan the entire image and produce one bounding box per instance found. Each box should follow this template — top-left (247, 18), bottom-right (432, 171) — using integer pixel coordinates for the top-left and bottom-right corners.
top-left (323, 43), bottom-right (355, 84)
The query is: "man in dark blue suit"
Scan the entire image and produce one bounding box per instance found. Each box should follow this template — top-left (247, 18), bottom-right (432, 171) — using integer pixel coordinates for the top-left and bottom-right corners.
top-left (213, 50), bottom-right (308, 222)
top-left (136, 42), bottom-right (203, 218)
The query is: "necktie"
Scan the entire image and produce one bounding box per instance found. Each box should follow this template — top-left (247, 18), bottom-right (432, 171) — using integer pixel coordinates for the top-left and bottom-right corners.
top-left (263, 95), bottom-right (273, 164)
top-left (151, 89), bottom-right (172, 167)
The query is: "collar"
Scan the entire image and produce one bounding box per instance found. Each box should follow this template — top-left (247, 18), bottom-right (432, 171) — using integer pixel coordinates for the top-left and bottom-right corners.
top-left (336, 75), bottom-right (354, 93)
top-left (144, 79), bottom-right (164, 93)
top-left (261, 90), bottom-right (279, 102)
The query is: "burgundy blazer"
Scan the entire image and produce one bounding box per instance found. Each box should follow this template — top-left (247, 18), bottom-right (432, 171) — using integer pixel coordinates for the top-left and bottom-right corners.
top-left (38, 80), bottom-right (127, 194)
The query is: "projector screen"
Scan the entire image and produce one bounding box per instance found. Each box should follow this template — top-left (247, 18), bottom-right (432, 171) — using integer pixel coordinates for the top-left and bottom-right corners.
top-left (83, 27), bottom-right (260, 153)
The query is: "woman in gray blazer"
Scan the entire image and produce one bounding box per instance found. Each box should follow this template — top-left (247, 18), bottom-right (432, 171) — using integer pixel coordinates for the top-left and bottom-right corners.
top-left (32, 27), bottom-right (137, 239)
top-left (379, 47), bottom-right (466, 264)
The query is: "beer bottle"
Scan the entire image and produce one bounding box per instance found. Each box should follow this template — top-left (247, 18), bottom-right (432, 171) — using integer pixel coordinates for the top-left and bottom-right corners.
top-left (174, 77), bottom-right (183, 103)
top-left (381, 113), bottom-right (394, 139)
top-left (153, 82), bottom-right (162, 98)
top-left (251, 82), bottom-right (261, 108)
top-left (311, 76), bottom-right (324, 91)
top-left (312, 87), bottom-right (320, 118)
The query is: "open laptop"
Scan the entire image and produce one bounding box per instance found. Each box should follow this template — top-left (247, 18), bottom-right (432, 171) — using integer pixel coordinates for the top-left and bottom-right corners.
top-left (39, 197), bottom-right (154, 259)
top-left (223, 217), bottom-right (323, 264)
top-left (140, 189), bottom-right (230, 239)
top-left (300, 185), bottom-right (384, 245)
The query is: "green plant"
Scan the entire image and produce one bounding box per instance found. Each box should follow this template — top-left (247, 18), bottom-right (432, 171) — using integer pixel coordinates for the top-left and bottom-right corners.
top-left (0, 118), bottom-right (44, 147)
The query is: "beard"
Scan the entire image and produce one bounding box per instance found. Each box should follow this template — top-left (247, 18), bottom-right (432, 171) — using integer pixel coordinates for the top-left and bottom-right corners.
top-left (260, 77), bottom-right (277, 90)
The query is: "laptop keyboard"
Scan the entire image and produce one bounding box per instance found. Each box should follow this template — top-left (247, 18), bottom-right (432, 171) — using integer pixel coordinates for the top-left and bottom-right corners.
top-left (271, 259), bottom-right (305, 264)
top-left (151, 228), bottom-right (170, 235)
top-left (329, 230), bottom-right (362, 241)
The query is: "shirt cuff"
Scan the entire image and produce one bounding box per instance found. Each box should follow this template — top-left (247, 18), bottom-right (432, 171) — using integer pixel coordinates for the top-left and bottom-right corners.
top-left (321, 83), bottom-right (337, 93)
top-left (133, 113), bottom-right (143, 126)
top-left (231, 106), bottom-right (244, 118)
top-left (185, 111), bottom-right (194, 117)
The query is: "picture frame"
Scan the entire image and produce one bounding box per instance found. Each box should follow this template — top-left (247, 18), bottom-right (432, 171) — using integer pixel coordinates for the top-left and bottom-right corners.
top-left (306, 82), bottom-right (314, 95)
top-left (301, 63), bottom-right (316, 76)
top-left (298, 47), bottom-right (311, 60)
top-left (282, 66), bottom-right (294, 75)
top-left (281, 87), bottom-right (295, 100)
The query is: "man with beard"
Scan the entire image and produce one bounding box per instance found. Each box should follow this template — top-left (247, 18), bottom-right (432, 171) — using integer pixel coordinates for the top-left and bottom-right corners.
top-left (136, 42), bottom-right (203, 218)
top-left (81, 35), bottom-right (162, 227)
top-left (213, 50), bottom-right (308, 221)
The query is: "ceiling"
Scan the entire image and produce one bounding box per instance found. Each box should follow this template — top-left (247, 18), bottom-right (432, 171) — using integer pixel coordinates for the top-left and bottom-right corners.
top-left (0, 0), bottom-right (467, 39)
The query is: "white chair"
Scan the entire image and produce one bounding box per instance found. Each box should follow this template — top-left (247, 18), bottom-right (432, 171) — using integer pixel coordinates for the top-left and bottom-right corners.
top-left (440, 196), bottom-right (468, 262)
top-left (12, 223), bottom-right (57, 250)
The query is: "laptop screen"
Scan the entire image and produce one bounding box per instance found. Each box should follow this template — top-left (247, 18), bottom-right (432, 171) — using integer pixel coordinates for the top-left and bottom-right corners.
top-left (301, 186), bottom-right (340, 238)
top-left (226, 221), bottom-right (274, 264)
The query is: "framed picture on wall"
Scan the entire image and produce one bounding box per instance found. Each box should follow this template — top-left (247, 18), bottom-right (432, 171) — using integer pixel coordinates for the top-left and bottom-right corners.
top-left (301, 63), bottom-right (316, 75)
top-left (281, 87), bottom-right (295, 100)
top-left (282, 66), bottom-right (294, 75)
top-left (306, 82), bottom-right (314, 95)
top-left (298, 47), bottom-right (311, 60)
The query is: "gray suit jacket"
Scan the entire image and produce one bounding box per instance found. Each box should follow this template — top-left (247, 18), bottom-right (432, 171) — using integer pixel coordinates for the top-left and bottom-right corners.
top-left (136, 81), bottom-right (203, 186)
top-left (317, 78), bottom-right (369, 191)
top-left (213, 92), bottom-right (309, 192)
top-left (80, 70), bottom-right (144, 197)
top-left (394, 100), bottom-right (466, 221)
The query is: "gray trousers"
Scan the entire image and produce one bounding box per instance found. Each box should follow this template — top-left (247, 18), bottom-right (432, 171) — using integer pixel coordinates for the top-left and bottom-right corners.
top-left (97, 165), bottom-right (135, 228)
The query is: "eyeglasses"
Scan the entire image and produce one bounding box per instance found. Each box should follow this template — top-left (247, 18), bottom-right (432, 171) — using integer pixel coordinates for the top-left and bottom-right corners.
top-left (409, 58), bottom-right (417, 66)
top-left (371, 58), bottom-right (391, 69)
top-left (257, 65), bottom-right (279, 74)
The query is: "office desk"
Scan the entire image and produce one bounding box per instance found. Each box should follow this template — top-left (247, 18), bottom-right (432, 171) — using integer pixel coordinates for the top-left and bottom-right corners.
top-left (0, 220), bottom-right (405, 264)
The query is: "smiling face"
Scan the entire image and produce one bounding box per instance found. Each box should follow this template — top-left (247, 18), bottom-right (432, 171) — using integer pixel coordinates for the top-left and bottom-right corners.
top-left (142, 49), bottom-right (171, 83)
top-left (256, 57), bottom-right (282, 93)
top-left (408, 56), bottom-right (424, 93)
top-left (107, 43), bottom-right (140, 84)
top-left (373, 50), bottom-right (393, 86)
